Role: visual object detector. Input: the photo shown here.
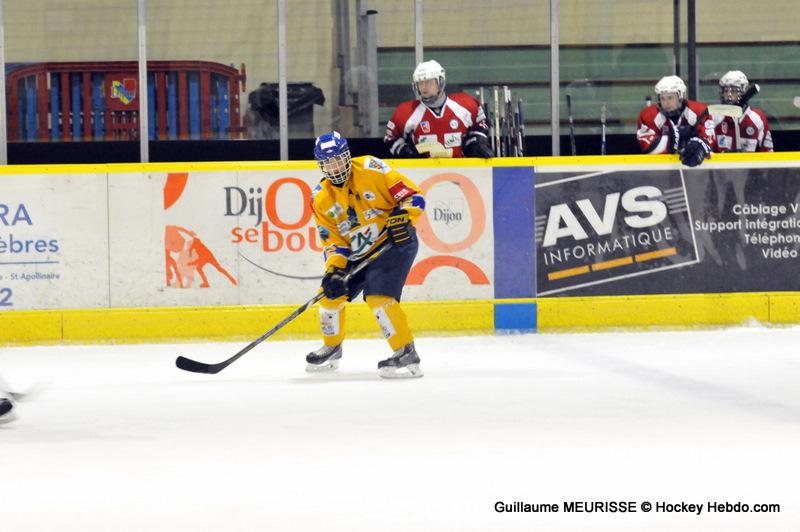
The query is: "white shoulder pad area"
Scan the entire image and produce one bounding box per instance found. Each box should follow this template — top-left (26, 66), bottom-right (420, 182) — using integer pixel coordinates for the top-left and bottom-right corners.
top-left (363, 156), bottom-right (391, 174)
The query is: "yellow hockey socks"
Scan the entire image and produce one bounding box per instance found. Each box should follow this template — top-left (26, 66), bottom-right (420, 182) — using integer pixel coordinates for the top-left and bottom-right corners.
top-left (366, 295), bottom-right (413, 351)
top-left (319, 297), bottom-right (346, 346)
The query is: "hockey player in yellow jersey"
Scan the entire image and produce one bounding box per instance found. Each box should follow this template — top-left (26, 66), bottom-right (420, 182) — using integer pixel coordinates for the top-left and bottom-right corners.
top-left (307, 131), bottom-right (425, 378)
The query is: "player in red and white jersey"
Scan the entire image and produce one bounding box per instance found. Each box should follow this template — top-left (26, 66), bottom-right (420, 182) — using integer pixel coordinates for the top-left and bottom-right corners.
top-left (713, 70), bottom-right (773, 153)
top-left (383, 60), bottom-right (494, 159)
top-left (636, 75), bottom-right (716, 167)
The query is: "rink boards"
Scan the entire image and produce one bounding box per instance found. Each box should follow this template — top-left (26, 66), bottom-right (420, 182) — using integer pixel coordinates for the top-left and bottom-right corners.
top-left (2, 152), bottom-right (800, 344)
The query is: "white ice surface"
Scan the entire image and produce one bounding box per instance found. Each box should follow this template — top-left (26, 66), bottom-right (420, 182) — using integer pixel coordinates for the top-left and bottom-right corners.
top-left (1, 327), bottom-right (800, 531)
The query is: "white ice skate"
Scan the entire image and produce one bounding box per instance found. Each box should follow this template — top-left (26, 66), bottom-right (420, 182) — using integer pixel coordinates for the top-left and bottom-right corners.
top-left (378, 342), bottom-right (423, 379)
top-left (306, 344), bottom-right (343, 372)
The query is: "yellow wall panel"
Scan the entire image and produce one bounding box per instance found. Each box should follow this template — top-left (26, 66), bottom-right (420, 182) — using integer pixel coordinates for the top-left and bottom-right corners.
top-left (0, 311), bottom-right (62, 343)
top-left (537, 293), bottom-right (771, 332)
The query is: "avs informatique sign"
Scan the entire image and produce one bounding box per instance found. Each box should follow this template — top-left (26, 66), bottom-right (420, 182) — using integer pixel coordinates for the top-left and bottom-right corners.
top-left (534, 164), bottom-right (800, 297)
top-left (535, 168), bottom-right (698, 296)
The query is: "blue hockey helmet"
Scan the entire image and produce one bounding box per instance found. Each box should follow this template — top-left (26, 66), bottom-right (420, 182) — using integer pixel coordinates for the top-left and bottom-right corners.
top-left (314, 131), bottom-right (351, 185)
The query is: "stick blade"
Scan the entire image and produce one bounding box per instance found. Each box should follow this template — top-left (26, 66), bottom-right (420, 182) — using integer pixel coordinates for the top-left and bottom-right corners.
top-left (415, 141), bottom-right (452, 158)
top-left (8, 382), bottom-right (49, 402)
top-left (708, 104), bottom-right (743, 118)
top-left (176, 355), bottom-right (224, 374)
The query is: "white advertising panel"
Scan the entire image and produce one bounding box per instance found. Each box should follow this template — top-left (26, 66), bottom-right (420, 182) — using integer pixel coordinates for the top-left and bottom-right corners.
top-left (109, 170), bottom-right (243, 307)
top-left (108, 164), bottom-right (495, 307)
top-left (109, 168), bottom-right (329, 307)
top-left (0, 173), bottom-right (109, 310)
top-left (401, 167), bottom-right (495, 301)
top-left (232, 169), bottom-right (329, 303)
top-left (2, 163), bottom-right (495, 311)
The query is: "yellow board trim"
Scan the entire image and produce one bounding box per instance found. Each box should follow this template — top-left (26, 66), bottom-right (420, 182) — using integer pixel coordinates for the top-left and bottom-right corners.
top-left (4, 292), bottom-right (800, 346)
top-left (536, 292), bottom-right (774, 331)
top-left (0, 300), bottom-right (495, 346)
top-left (0, 151), bottom-right (797, 175)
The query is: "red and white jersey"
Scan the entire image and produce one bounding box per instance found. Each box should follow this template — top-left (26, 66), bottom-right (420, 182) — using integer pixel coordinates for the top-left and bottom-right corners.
top-left (384, 92), bottom-right (488, 158)
top-left (713, 107), bottom-right (773, 152)
top-left (637, 100), bottom-right (716, 154)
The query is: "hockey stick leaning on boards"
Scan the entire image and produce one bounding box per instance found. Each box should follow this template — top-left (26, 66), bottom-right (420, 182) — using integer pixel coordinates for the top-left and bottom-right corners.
top-left (566, 93), bottom-right (577, 156)
top-left (707, 104), bottom-right (743, 118)
top-left (709, 83), bottom-right (761, 119)
top-left (176, 241), bottom-right (393, 375)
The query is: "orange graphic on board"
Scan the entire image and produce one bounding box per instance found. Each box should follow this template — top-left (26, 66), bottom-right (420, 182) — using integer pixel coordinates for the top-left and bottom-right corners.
top-left (164, 173), bottom-right (237, 288)
top-left (406, 256), bottom-right (490, 285)
top-left (165, 225), bottom-right (237, 288)
top-left (187, 234), bottom-right (237, 287)
top-left (408, 172), bottom-right (489, 285)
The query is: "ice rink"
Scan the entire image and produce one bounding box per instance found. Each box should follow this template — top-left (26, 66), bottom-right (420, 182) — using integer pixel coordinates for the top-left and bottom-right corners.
top-left (2, 326), bottom-right (799, 531)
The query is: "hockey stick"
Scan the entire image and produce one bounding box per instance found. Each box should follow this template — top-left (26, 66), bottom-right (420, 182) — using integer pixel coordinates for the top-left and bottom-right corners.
top-left (493, 86), bottom-right (501, 156)
top-left (566, 94), bottom-right (576, 156)
top-left (708, 84), bottom-right (759, 120)
top-left (504, 86), bottom-right (513, 157)
top-left (176, 242), bottom-right (393, 374)
top-left (708, 82), bottom-right (759, 119)
top-left (416, 141), bottom-right (453, 158)
top-left (600, 104), bottom-right (607, 155)
top-left (482, 87), bottom-right (496, 155)
top-left (708, 104), bottom-right (743, 118)
top-left (0, 377), bottom-right (48, 402)
top-left (516, 97), bottom-right (525, 157)
top-left (498, 88), bottom-right (507, 156)
top-left (8, 386), bottom-right (48, 401)
top-left (740, 83), bottom-right (760, 107)
top-left (478, 87), bottom-right (493, 154)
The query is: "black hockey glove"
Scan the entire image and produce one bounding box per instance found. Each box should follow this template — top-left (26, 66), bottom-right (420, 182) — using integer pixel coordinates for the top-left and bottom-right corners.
top-left (680, 137), bottom-right (711, 167)
top-left (321, 266), bottom-right (348, 299)
top-left (677, 124), bottom-right (696, 151)
top-left (463, 132), bottom-right (494, 158)
top-left (385, 207), bottom-right (412, 247)
top-left (397, 141), bottom-right (418, 157)
top-left (389, 138), bottom-right (419, 157)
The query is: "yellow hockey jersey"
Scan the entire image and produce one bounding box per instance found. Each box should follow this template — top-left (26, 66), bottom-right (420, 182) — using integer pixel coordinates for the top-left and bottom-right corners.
top-left (311, 155), bottom-right (425, 270)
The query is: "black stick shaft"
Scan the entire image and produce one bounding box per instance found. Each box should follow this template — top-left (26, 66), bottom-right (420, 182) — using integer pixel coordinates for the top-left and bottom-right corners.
top-left (176, 243), bottom-right (392, 374)
top-left (600, 104), bottom-right (607, 156)
top-left (566, 94), bottom-right (576, 156)
top-left (740, 83), bottom-right (760, 106)
top-left (516, 97), bottom-right (525, 157)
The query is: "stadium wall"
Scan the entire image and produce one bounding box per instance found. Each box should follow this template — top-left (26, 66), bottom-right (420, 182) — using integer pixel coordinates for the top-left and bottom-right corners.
top-left (2, 153), bottom-right (800, 345)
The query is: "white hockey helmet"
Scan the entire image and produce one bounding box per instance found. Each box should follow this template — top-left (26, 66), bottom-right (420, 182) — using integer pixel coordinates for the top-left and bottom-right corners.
top-left (412, 60), bottom-right (446, 107)
top-left (654, 75), bottom-right (687, 118)
top-left (655, 75), bottom-right (687, 100)
top-left (719, 70), bottom-right (749, 105)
